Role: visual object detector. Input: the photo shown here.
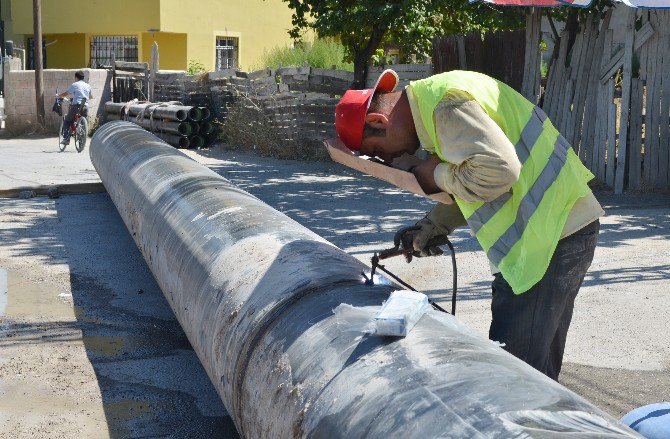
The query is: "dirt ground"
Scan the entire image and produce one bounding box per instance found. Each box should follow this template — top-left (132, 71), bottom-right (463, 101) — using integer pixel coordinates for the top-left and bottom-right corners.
top-left (0, 138), bottom-right (669, 437)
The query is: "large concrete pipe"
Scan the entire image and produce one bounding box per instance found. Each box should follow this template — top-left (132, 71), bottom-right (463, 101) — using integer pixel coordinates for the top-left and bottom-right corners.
top-left (90, 122), bottom-right (639, 438)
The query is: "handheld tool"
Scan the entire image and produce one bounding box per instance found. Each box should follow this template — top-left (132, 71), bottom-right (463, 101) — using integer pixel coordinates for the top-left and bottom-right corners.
top-left (362, 235), bottom-right (458, 315)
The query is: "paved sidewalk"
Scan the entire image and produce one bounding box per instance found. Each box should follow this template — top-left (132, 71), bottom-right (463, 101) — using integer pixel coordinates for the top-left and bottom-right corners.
top-left (0, 136), bottom-right (103, 197)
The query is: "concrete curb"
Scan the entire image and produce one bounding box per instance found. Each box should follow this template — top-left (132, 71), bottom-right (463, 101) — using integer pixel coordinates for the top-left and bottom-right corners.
top-left (0, 182), bottom-right (106, 198)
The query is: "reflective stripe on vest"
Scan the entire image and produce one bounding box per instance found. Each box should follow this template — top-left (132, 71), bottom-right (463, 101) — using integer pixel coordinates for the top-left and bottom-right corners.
top-left (407, 71), bottom-right (594, 294)
top-left (487, 133), bottom-right (571, 266)
top-left (466, 106), bottom-right (548, 234)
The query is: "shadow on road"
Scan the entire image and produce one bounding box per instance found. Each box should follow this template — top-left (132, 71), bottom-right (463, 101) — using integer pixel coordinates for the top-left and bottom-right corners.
top-left (0, 195), bottom-right (238, 438)
top-left (196, 149), bottom-right (670, 290)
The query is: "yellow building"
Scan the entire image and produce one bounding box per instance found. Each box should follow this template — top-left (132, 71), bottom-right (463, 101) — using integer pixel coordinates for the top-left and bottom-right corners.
top-left (8, 0), bottom-right (298, 71)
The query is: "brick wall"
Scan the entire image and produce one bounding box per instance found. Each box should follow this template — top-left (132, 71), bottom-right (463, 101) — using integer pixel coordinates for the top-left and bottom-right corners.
top-left (4, 65), bottom-right (112, 134)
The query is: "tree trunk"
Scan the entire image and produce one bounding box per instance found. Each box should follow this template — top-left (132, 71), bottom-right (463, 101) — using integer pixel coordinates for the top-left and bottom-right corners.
top-left (351, 28), bottom-right (385, 89)
top-left (352, 51), bottom-right (371, 90)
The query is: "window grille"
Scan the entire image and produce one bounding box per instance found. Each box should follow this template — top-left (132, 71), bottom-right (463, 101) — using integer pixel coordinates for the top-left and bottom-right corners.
top-left (90, 36), bottom-right (138, 68)
top-left (26, 38), bottom-right (47, 69)
top-left (216, 37), bottom-right (238, 70)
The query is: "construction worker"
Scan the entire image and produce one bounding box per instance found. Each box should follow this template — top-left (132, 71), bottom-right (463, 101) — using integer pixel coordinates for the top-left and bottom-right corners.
top-left (335, 69), bottom-right (604, 380)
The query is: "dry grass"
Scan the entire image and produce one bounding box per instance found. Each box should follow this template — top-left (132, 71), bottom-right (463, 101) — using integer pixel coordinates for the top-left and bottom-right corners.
top-left (219, 90), bottom-right (329, 161)
top-left (4, 119), bottom-right (53, 137)
top-left (219, 99), bottom-right (284, 157)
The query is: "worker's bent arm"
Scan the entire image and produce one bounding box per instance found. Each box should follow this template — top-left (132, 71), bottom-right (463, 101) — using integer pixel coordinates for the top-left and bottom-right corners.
top-left (432, 100), bottom-right (521, 203)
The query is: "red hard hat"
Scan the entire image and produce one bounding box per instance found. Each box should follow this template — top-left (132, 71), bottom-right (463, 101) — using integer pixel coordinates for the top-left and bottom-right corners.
top-left (335, 69), bottom-right (399, 151)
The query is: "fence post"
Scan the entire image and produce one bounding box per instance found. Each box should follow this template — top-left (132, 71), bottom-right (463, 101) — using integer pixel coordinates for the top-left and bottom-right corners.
top-left (148, 42), bottom-right (159, 102)
top-left (615, 8), bottom-right (636, 194)
top-left (521, 9), bottom-right (542, 104)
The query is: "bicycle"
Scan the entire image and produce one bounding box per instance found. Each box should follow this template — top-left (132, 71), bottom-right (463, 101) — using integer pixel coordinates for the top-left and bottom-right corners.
top-left (54, 97), bottom-right (88, 153)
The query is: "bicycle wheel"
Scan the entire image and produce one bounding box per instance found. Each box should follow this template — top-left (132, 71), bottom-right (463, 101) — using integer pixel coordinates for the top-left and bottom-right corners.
top-left (75, 117), bottom-right (88, 153)
top-left (58, 119), bottom-right (67, 152)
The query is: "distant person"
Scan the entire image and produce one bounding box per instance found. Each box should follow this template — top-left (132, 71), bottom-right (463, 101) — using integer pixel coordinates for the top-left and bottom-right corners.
top-left (55, 70), bottom-right (93, 146)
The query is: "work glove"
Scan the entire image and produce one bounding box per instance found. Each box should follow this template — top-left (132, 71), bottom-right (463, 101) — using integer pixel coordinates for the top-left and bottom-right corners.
top-left (393, 217), bottom-right (450, 263)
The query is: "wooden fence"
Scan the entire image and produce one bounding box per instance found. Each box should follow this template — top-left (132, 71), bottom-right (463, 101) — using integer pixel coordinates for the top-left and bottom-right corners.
top-left (111, 60), bottom-right (149, 102)
top-left (433, 30), bottom-right (526, 92)
top-left (542, 7), bottom-right (670, 192)
top-left (366, 64), bottom-right (433, 89)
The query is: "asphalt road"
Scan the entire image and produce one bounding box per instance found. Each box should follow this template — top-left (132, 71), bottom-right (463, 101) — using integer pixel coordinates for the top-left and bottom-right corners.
top-left (0, 137), bottom-right (668, 437)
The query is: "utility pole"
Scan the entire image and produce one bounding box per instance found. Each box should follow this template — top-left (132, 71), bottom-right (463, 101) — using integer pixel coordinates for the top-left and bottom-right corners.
top-left (1, 1), bottom-right (5, 97)
top-left (33, 0), bottom-right (45, 127)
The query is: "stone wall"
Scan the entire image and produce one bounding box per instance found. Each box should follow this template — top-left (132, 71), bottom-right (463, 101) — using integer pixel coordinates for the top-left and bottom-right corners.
top-left (3, 64), bottom-right (112, 134)
top-left (151, 64), bottom-right (433, 120)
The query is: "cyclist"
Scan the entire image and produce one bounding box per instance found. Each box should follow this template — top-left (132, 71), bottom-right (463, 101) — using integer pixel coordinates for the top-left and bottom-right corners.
top-left (55, 70), bottom-right (94, 146)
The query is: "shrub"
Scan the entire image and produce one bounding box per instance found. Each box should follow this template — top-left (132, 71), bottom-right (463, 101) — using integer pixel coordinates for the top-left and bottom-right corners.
top-left (187, 60), bottom-right (206, 76)
top-left (219, 97), bottom-right (327, 161)
top-left (257, 38), bottom-right (353, 71)
top-left (88, 115), bottom-right (101, 137)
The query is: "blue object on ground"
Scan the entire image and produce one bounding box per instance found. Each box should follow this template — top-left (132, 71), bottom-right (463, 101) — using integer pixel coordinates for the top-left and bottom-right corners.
top-left (621, 402), bottom-right (670, 439)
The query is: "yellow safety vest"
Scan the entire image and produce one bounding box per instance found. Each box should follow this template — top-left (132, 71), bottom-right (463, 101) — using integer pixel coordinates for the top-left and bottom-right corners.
top-left (408, 71), bottom-right (594, 294)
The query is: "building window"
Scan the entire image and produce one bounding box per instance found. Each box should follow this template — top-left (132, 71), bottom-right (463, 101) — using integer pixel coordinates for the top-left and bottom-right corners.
top-left (26, 38), bottom-right (47, 69)
top-left (216, 37), bottom-right (238, 70)
top-left (90, 36), bottom-right (138, 68)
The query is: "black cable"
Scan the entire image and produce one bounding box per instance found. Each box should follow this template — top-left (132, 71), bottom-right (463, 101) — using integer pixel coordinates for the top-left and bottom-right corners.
top-left (368, 238), bottom-right (458, 315)
top-left (443, 237), bottom-right (458, 316)
top-left (372, 262), bottom-right (453, 315)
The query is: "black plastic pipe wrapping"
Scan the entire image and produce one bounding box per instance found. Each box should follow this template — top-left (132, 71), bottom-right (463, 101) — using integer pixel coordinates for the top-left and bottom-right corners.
top-left (90, 122), bottom-right (640, 439)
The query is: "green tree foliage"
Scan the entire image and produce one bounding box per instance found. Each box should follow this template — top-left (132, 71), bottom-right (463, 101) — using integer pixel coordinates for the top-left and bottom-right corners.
top-left (187, 60), bottom-right (206, 76)
top-left (277, 0), bottom-right (524, 87)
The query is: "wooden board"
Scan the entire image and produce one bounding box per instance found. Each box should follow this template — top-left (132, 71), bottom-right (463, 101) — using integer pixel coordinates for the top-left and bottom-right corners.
top-left (596, 81), bottom-right (608, 182)
top-left (659, 19), bottom-right (670, 187)
top-left (114, 61), bottom-right (149, 73)
top-left (599, 21), bottom-right (654, 85)
top-left (582, 10), bottom-right (612, 169)
top-left (324, 138), bottom-right (453, 205)
top-left (628, 79), bottom-right (643, 189)
top-left (567, 16), bottom-right (590, 148)
top-left (615, 9), bottom-right (636, 194)
top-left (649, 26), bottom-right (662, 186)
top-left (606, 79), bottom-right (617, 188)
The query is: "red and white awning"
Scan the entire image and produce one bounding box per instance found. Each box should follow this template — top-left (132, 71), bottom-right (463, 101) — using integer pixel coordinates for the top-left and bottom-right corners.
top-left (475, 0), bottom-right (670, 7)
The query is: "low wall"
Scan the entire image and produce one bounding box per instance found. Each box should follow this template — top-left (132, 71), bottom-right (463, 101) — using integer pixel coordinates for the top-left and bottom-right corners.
top-left (4, 65), bottom-right (112, 134)
top-left (152, 64), bottom-right (434, 107)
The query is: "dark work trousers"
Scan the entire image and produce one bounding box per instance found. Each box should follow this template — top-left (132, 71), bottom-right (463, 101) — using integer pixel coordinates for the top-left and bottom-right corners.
top-left (489, 219), bottom-right (600, 381)
top-left (61, 104), bottom-right (88, 142)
